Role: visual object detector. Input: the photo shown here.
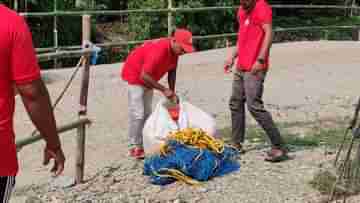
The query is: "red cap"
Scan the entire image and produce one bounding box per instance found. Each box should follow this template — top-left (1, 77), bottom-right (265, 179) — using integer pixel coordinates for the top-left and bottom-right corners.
top-left (174, 29), bottom-right (195, 53)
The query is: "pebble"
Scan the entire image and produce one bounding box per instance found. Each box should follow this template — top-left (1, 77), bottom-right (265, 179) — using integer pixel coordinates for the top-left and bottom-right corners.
top-left (25, 196), bottom-right (43, 203)
top-left (49, 176), bottom-right (75, 190)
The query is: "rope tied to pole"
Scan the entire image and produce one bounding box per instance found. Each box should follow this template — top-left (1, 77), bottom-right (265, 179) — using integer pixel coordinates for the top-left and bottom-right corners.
top-left (328, 97), bottom-right (360, 202)
top-left (30, 43), bottom-right (101, 137)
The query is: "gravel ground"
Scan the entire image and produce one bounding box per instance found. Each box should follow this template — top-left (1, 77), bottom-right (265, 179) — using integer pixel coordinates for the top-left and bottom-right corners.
top-left (9, 41), bottom-right (360, 203)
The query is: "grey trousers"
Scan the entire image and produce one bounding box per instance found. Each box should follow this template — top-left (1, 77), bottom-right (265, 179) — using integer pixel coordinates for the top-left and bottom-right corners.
top-left (229, 69), bottom-right (284, 148)
top-left (127, 84), bottom-right (153, 147)
top-left (0, 176), bottom-right (15, 203)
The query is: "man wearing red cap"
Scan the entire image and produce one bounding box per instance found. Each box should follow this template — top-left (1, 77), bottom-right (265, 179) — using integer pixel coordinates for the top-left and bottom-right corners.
top-left (0, 4), bottom-right (65, 202)
top-left (224, 0), bottom-right (287, 162)
top-left (121, 28), bottom-right (195, 159)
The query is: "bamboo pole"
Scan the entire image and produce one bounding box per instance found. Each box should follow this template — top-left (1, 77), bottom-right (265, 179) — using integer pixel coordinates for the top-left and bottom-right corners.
top-left (75, 14), bottom-right (91, 184)
top-left (16, 118), bottom-right (91, 151)
top-left (37, 49), bottom-right (92, 62)
top-left (19, 5), bottom-right (360, 17)
top-left (351, 0), bottom-right (356, 16)
top-left (20, 8), bottom-right (170, 17)
top-left (36, 47), bottom-right (56, 53)
top-left (54, 0), bottom-right (59, 69)
top-left (274, 25), bottom-right (356, 32)
top-left (352, 26), bottom-right (360, 41)
top-left (35, 25), bottom-right (357, 60)
top-left (14, 0), bottom-right (18, 11)
top-left (168, 0), bottom-right (173, 37)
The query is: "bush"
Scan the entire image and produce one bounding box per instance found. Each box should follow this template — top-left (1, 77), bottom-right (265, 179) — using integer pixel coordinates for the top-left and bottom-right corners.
top-left (4, 0), bottom-right (360, 67)
top-left (128, 0), bottom-right (238, 50)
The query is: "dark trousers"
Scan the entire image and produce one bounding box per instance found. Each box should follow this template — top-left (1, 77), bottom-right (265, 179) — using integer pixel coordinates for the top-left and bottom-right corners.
top-left (229, 69), bottom-right (284, 148)
top-left (0, 176), bottom-right (15, 203)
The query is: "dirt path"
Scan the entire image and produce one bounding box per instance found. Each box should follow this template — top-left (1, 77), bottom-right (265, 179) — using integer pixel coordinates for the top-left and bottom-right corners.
top-left (10, 41), bottom-right (360, 203)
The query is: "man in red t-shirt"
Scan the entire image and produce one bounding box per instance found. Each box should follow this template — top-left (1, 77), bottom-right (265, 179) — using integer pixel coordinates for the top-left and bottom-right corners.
top-left (224, 0), bottom-right (287, 162)
top-left (121, 28), bottom-right (194, 159)
top-left (0, 5), bottom-right (65, 202)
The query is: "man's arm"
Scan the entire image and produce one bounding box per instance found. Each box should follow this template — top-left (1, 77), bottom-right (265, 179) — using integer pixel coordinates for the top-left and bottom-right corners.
top-left (17, 79), bottom-right (60, 149)
top-left (258, 23), bottom-right (272, 60)
top-left (230, 47), bottom-right (238, 60)
top-left (224, 47), bottom-right (238, 73)
top-left (13, 86), bottom-right (19, 96)
top-left (224, 33), bottom-right (239, 73)
top-left (168, 68), bottom-right (177, 92)
top-left (11, 13), bottom-right (65, 176)
top-left (16, 79), bottom-right (65, 175)
top-left (141, 71), bottom-right (166, 92)
top-left (251, 23), bottom-right (272, 74)
top-left (141, 71), bottom-right (174, 98)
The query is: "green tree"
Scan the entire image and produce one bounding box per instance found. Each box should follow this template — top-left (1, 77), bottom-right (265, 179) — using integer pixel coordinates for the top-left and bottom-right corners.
top-left (128, 0), bottom-right (238, 50)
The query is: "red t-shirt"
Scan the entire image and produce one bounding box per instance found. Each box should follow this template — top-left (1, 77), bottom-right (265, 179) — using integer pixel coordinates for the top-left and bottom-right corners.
top-left (0, 5), bottom-right (41, 176)
top-left (236, 0), bottom-right (272, 71)
top-left (121, 38), bottom-right (178, 85)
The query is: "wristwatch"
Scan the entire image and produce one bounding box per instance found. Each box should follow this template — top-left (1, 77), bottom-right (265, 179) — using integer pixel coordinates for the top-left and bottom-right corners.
top-left (257, 58), bottom-right (265, 65)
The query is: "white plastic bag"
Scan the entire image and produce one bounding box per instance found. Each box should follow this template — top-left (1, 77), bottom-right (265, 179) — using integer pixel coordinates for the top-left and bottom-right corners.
top-left (183, 102), bottom-right (217, 136)
top-left (143, 97), bottom-right (217, 155)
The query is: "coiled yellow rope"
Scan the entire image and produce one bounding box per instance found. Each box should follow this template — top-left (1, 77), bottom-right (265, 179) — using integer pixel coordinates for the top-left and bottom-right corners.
top-left (168, 128), bottom-right (224, 154)
top-left (152, 168), bottom-right (201, 186)
top-left (156, 128), bottom-right (225, 185)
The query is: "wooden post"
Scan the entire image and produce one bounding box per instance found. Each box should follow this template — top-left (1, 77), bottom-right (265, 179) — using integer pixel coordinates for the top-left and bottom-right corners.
top-left (167, 0), bottom-right (173, 36)
top-left (14, 0), bottom-right (18, 11)
top-left (350, 0), bottom-right (356, 17)
top-left (75, 14), bottom-right (91, 184)
top-left (54, 0), bottom-right (59, 69)
top-left (352, 26), bottom-right (360, 41)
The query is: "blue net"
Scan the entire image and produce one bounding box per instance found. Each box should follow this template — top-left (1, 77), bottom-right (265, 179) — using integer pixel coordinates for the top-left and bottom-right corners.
top-left (143, 140), bottom-right (240, 185)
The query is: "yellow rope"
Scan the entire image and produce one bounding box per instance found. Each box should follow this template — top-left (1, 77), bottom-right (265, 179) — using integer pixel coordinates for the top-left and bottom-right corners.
top-left (153, 168), bottom-right (201, 186)
top-left (168, 128), bottom-right (225, 154)
top-left (159, 142), bottom-right (170, 155)
top-left (155, 128), bottom-right (225, 185)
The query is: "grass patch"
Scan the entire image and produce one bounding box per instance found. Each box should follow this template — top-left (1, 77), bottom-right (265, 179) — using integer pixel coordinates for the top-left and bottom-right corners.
top-left (218, 121), bottom-right (360, 199)
top-left (218, 123), bottom-right (346, 150)
top-left (310, 163), bottom-right (360, 199)
top-left (309, 170), bottom-right (338, 195)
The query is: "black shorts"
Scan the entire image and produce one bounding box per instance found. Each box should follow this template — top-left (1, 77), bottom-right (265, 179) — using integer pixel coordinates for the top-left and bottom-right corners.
top-left (0, 177), bottom-right (15, 203)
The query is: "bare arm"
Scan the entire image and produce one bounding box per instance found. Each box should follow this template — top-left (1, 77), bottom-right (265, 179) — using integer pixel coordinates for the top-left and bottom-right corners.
top-left (258, 23), bottom-right (272, 60)
top-left (141, 70), bottom-right (167, 92)
top-left (11, 13), bottom-right (64, 176)
top-left (17, 79), bottom-right (61, 150)
top-left (224, 47), bottom-right (238, 73)
top-left (13, 86), bottom-right (19, 96)
top-left (230, 47), bottom-right (238, 60)
top-left (224, 37), bottom-right (239, 73)
top-left (250, 23), bottom-right (272, 74)
top-left (141, 70), bottom-right (175, 99)
top-left (168, 68), bottom-right (177, 92)
top-left (17, 78), bottom-right (65, 176)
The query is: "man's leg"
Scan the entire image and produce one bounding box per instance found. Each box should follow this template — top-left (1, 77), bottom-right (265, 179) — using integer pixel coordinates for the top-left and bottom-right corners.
top-left (143, 87), bottom-right (154, 122)
top-left (128, 85), bottom-right (147, 148)
top-left (243, 71), bottom-right (284, 148)
top-left (229, 70), bottom-right (246, 146)
top-left (0, 176), bottom-right (15, 203)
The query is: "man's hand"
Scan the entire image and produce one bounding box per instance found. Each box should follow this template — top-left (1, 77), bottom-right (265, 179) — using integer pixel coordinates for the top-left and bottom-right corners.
top-left (13, 86), bottom-right (19, 96)
top-left (43, 146), bottom-right (65, 177)
top-left (224, 56), bottom-right (235, 74)
top-left (251, 61), bottom-right (263, 75)
top-left (162, 88), bottom-right (175, 99)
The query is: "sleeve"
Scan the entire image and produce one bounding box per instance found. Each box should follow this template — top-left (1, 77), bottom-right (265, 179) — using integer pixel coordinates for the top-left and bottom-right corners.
top-left (142, 49), bottom-right (162, 76)
top-left (257, 3), bottom-right (272, 25)
top-left (11, 15), bottom-right (41, 85)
